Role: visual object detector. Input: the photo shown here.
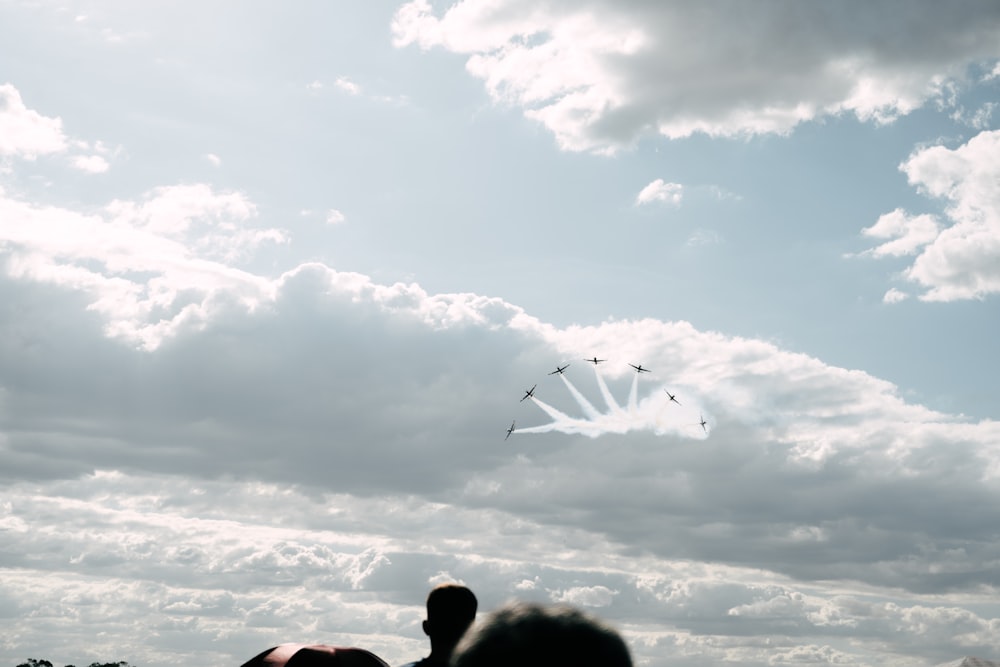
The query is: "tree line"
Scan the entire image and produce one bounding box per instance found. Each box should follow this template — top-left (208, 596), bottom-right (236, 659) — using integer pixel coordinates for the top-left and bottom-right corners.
top-left (17, 659), bottom-right (133, 667)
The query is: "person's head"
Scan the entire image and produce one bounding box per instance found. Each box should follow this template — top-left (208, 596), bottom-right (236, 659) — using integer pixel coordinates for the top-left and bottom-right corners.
top-left (450, 601), bottom-right (632, 667)
top-left (423, 584), bottom-right (478, 651)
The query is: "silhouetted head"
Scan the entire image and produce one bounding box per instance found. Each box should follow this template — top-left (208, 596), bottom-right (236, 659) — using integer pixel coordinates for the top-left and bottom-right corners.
top-left (423, 583), bottom-right (478, 650)
top-left (450, 601), bottom-right (632, 667)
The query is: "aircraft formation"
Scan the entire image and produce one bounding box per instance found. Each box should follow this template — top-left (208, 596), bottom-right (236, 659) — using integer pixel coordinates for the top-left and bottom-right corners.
top-left (504, 357), bottom-right (709, 440)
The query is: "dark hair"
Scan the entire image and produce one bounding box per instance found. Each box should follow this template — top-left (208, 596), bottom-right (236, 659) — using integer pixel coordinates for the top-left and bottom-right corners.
top-left (426, 583), bottom-right (478, 643)
top-left (451, 601), bottom-right (632, 667)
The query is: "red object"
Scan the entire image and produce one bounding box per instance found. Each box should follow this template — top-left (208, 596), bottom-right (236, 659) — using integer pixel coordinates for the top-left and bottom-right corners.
top-left (240, 644), bottom-right (390, 667)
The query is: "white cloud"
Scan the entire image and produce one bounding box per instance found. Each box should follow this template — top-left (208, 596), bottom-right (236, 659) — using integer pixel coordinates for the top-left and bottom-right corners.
top-left (859, 208), bottom-right (941, 257)
top-left (883, 288), bottom-right (909, 304)
top-left (861, 130), bottom-right (1000, 301)
top-left (551, 585), bottom-right (618, 607)
top-left (514, 577), bottom-right (540, 591)
top-left (768, 645), bottom-right (858, 665)
top-left (0, 184), bottom-right (286, 350)
top-left (0, 83), bottom-right (67, 158)
top-left (392, 1), bottom-right (1000, 153)
top-left (205, 153), bottom-right (222, 167)
top-left (335, 76), bottom-right (362, 95)
top-left (728, 589), bottom-right (807, 618)
top-left (4, 463), bottom-right (997, 667)
top-left (951, 101), bottom-right (997, 129)
top-left (636, 179), bottom-right (683, 206)
top-left (71, 154), bottom-right (110, 173)
top-left (327, 209), bottom-right (347, 225)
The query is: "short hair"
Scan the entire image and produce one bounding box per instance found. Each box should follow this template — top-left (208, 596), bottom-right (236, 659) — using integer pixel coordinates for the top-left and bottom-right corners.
top-left (450, 601), bottom-right (632, 667)
top-left (426, 583), bottom-right (478, 642)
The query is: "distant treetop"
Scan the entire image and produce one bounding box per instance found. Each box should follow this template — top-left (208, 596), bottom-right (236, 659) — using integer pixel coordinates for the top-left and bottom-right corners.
top-left (17, 659), bottom-right (134, 667)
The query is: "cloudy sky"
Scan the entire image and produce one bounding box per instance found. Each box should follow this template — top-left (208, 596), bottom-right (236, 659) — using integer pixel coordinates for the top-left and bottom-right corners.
top-left (2, 2), bottom-right (1000, 666)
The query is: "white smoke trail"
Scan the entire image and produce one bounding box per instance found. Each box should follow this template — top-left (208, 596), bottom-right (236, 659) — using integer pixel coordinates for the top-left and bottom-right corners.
top-left (628, 372), bottom-right (639, 413)
top-left (559, 374), bottom-right (602, 420)
top-left (529, 397), bottom-right (575, 423)
top-left (592, 366), bottom-right (624, 416)
top-left (509, 364), bottom-right (710, 440)
top-left (515, 396), bottom-right (638, 437)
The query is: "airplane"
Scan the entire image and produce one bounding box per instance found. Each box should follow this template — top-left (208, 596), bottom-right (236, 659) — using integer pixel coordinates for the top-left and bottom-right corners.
top-left (520, 384), bottom-right (537, 402)
top-left (664, 389), bottom-right (681, 405)
top-left (548, 364), bottom-right (570, 375)
top-left (505, 420), bottom-right (515, 441)
top-left (698, 414), bottom-right (708, 432)
top-left (629, 363), bottom-right (651, 373)
top-left (584, 357), bottom-right (606, 365)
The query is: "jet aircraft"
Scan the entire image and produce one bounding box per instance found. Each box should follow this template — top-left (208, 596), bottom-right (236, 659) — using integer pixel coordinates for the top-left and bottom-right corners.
top-left (629, 363), bottom-right (651, 373)
top-left (584, 357), bottom-right (606, 365)
top-left (664, 389), bottom-right (681, 405)
top-left (548, 364), bottom-right (570, 375)
top-left (505, 421), bottom-right (515, 440)
top-left (520, 384), bottom-right (537, 402)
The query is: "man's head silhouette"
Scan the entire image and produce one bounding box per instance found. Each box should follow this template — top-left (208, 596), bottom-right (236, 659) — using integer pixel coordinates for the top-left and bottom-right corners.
top-left (400, 583), bottom-right (478, 667)
top-left (423, 583), bottom-right (477, 651)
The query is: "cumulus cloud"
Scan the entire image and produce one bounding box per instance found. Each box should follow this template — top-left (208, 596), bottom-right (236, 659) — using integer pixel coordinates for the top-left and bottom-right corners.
top-left (551, 585), bottom-right (618, 607)
top-left (0, 184), bottom-right (287, 349)
top-left (1, 83), bottom-right (114, 180)
top-left (636, 179), bottom-right (683, 206)
top-left (5, 467), bottom-right (999, 667)
top-left (883, 288), bottom-right (909, 304)
top-left (0, 83), bottom-right (68, 158)
top-left (335, 76), bottom-right (362, 95)
top-left (3, 206), bottom-right (1000, 665)
top-left (3, 185), bottom-right (1000, 552)
top-left (860, 129), bottom-right (1000, 301)
top-left (859, 208), bottom-right (941, 257)
top-left (71, 154), bottom-right (110, 173)
top-left (392, 1), bottom-right (1000, 153)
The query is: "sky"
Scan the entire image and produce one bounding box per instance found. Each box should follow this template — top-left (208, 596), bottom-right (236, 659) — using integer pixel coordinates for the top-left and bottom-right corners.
top-left (1, 1), bottom-right (1000, 666)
